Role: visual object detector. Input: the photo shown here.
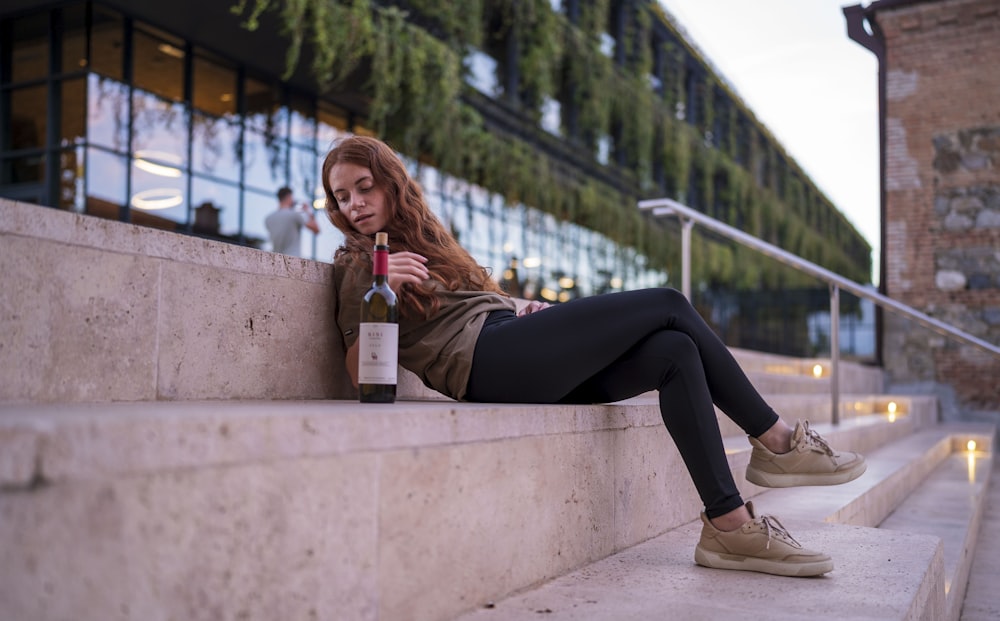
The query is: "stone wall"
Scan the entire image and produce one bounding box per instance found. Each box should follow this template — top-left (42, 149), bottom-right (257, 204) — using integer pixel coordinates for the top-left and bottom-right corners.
top-left (0, 198), bottom-right (355, 404)
top-left (875, 0), bottom-right (1000, 417)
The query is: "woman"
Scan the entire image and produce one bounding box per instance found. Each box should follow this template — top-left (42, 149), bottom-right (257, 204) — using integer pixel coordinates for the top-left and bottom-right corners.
top-left (324, 135), bottom-right (866, 577)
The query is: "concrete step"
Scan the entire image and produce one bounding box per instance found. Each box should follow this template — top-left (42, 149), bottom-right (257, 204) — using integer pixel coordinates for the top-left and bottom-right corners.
top-left (879, 442), bottom-right (994, 621)
top-left (451, 520), bottom-right (944, 621)
top-left (716, 392), bottom-right (934, 439)
top-left (0, 398), bottom-right (914, 621)
top-left (959, 451), bottom-right (1000, 621)
top-left (753, 423), bottom-right (994, 621)
top-left (450, 423), bottom-right (996, 621)
top-left (745, 424), bottom-right (993, 527)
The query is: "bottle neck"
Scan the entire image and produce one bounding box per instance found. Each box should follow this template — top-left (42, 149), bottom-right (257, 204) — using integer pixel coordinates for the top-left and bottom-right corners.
top-left (373, 246), bottom-right (389, 278)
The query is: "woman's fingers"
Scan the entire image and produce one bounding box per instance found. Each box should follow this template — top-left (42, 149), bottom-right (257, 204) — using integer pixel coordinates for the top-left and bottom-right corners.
top-left (386, 251), bottom-right (429, 289)
top-left (517, 300), bottom-right (551, 316)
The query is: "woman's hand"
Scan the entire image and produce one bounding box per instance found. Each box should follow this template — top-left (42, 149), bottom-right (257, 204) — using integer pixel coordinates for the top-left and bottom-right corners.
top-left (517, 300), bottom-right (551, 316)
top-left (387, 251), bottom-right (429, 291)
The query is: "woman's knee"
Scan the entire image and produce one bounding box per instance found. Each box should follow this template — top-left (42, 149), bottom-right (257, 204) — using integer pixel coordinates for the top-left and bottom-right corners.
top-left (648, 330), bottom-right (700, 366)
top-left (650, 287), bottom-right (691, 310)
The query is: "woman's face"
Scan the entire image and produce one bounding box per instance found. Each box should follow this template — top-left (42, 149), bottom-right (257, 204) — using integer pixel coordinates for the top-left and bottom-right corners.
top-left (328, 162), bottom-right (390, 235)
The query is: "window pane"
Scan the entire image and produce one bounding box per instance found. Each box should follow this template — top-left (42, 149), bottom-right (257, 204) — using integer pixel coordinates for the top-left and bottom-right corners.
top-left (130, 160), bottom-right (187, 230)
top-left (193, 50), bottom-right (237, 117)
top-left (87, 74), bottom-right (130, 151)
top-left (467, 200), bottom-right (490, 260)
top-left (61, 77), bottom-right (86, 146)
top-left (9, 13), bottom-right (48, 83)
top-left (290, 145), bottom-right (316, 204)
top-left (541, 96), bottom-right (561, 136)
top-left (242, 188), bottom-right (273, 249)
top-left (243, 128), bottom-right (286, 191)
top-left (289, 92), bottom-right (315, 147)
top-left (313, 208), bottom-right (344, 263)
top-left (131, 89), bottom-right (188, 165)
top-left (317, 101), bottom-right (349, 153)
top-left (245, 76), bottom-right (285, 134)
top-left (85, 147), bottom-right (127, 219)
top-left (133, 25), bottom-right (184, 102)
top-left (464, 49), bottom-right (500, 97)
top-left (1, 154), bottom-right (44, 184)
top-left (191, 175), bottom-right (240, 238)
top-left (60, 4), bottom-right (88, 73)
top-left (192, 112), bottom-right (241, 181)
top-left (9, 86), bottom-right (47, 149)
top-left (90, 7), bottom-right (124, 80)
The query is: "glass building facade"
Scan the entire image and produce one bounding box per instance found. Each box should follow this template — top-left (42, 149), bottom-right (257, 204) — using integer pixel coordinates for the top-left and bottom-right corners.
top-left (0, 2), bottom-right (664, 302)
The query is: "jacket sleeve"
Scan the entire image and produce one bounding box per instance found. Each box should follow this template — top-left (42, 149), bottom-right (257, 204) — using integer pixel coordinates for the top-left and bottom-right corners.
top-left (332, 255), bottom-right (366, 349)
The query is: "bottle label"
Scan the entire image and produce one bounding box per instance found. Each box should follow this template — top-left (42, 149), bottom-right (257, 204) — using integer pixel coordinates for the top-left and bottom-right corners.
top-left (358, 322), bottom-right (399, 384)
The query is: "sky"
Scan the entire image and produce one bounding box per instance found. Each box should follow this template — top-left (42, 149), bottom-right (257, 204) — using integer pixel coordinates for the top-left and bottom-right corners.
top-left (656, 0), bottom-right (881, 284)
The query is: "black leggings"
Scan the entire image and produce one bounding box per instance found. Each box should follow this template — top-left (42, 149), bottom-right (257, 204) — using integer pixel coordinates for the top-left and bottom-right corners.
top-left (465, 288), bottom-right (779, 518)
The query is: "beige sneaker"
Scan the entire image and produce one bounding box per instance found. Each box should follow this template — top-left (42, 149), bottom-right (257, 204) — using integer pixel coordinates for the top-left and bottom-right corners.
top-left (694, 501), bottom-right (833, 577)
top-left (745, 420), bottom-right (867, 488)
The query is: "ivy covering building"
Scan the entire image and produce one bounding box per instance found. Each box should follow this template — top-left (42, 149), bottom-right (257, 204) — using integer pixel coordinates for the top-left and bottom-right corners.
top-left (1, 0), bottom-right (874, 356)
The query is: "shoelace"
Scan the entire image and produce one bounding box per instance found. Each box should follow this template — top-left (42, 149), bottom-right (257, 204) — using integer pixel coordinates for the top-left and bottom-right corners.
top-left (800, 421), bottom-right (835, 456)
top-left (756, 513), bottom-right (801, 550)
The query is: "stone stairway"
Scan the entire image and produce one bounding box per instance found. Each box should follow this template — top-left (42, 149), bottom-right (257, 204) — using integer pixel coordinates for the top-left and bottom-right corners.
top-left (1, 199), bottom-right (997, 621)
top-left (447, 415), bottom-right (996, 621)
top-left (1, 391), bottom-right (995, 620)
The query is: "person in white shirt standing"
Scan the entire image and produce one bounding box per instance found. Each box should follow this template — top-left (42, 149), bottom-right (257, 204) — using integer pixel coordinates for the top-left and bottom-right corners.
top-left (265, 186), bottom-right (320, 257)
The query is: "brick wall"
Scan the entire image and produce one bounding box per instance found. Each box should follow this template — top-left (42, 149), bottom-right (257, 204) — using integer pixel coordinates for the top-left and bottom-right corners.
top-left (875, 0), bottom-right (1000, 415)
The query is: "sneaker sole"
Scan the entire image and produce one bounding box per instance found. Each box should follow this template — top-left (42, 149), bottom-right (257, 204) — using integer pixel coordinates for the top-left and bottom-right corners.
top-left (694, 546), bottom-right (834, 577)
top-left (745, 460), bottom-right (867, 488)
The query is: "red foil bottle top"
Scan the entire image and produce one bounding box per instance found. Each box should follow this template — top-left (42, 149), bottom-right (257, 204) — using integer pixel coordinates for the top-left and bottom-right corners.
top-left (373, 232), bottom-right (389, 275)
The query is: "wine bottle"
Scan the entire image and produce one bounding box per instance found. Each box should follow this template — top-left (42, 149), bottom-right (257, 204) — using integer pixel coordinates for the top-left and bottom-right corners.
top-left (358, 231), bottom-right (398, 403)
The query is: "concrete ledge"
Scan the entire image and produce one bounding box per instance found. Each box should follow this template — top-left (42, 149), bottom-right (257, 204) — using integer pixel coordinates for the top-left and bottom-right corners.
top-left (1, 199), bottom-right (886, 405)
top-left (0, 400), bottom-right (907, 621)
top-left (1, 199), bottom-right (354, 403)
top-left (0, 399), bottom-right (660, 486)
top-left (0, 398), bottom-right (688, 621)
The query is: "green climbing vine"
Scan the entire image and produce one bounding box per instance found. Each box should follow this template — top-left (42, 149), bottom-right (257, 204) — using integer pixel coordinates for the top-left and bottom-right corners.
top-left (230, 0), bottom-right (871, 287)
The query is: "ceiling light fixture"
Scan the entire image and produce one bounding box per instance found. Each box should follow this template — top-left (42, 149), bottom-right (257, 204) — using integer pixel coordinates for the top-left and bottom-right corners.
top-left (131, 188), bottom-right (183, 210)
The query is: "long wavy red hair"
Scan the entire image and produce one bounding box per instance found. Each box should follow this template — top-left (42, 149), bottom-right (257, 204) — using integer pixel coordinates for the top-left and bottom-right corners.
top-left (322, 135), bottom-right (506, 318)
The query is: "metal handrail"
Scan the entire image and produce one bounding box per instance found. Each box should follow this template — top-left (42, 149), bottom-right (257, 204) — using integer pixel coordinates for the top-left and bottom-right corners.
top-left (638, 197), bottom-right (1000, 424)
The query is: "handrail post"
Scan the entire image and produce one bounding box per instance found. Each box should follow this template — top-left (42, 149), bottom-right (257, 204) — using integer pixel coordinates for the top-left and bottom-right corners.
top-left (830, 283), bottom-right (840, 425)
top-left (680, 217), bottom-right (693, 300)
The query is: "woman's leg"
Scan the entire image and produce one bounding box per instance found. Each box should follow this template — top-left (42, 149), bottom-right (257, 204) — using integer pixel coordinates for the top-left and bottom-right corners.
top-left (560, 329), bottom-right (745, 517)
top-left (467, 288), bottom-right (777, 437)
top-left (466, 288), bottom-right (778, 517)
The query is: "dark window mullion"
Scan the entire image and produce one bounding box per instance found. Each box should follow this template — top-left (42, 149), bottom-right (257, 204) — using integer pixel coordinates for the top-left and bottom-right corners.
top-left (183, 40), bottom-right (194, 230)
top-left (121, 17), bottom-right (134, 223)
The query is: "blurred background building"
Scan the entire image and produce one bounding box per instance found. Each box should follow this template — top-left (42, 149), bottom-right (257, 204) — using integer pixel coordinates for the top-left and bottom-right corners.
top-left (1, 0), bottom-right (874, 359)
top-left (846, 0), bottom-right (1000, 417)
